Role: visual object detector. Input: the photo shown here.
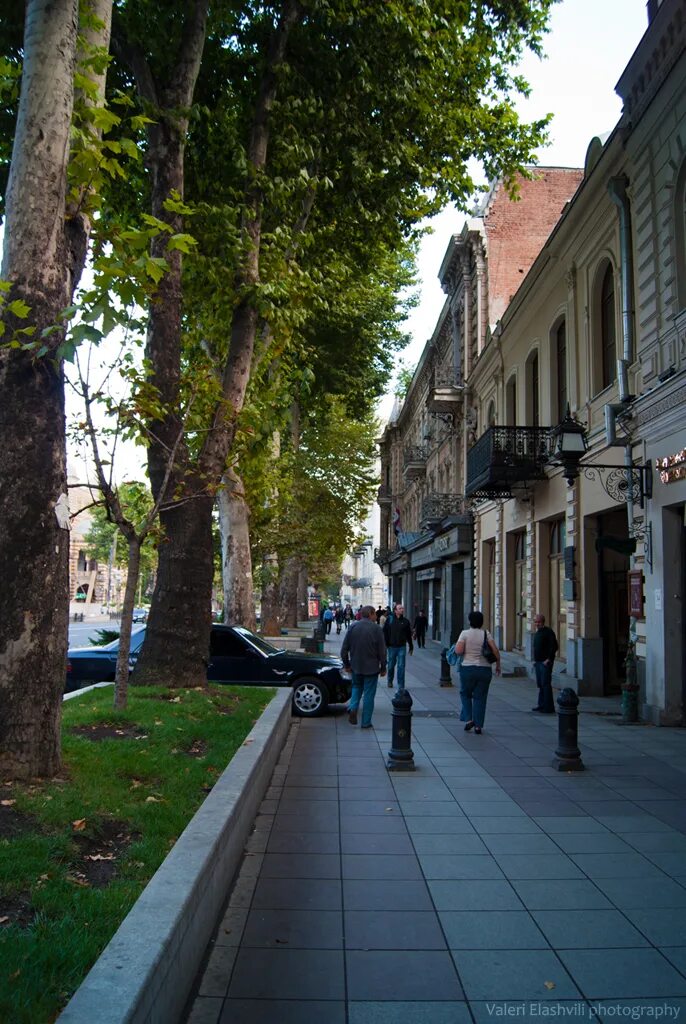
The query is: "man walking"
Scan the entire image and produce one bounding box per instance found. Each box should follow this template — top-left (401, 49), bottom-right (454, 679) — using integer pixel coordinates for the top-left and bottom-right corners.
top-left (413, 609), bottom-right (428, 648)
top-left (341, 605), bottom-right (386, 729)
top-left (531, 613), bottom-right (558, 714)
top-left (383, 602), bottom-right (414, 689)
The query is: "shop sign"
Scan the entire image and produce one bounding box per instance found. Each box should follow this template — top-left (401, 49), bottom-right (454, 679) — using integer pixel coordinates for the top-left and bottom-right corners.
top-left (416, 567), bottom-right (441, 582)
top-left (656, 449), bottom-right (686, 484)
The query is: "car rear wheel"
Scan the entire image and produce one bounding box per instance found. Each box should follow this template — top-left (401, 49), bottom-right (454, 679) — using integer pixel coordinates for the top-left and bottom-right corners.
top-left (292, 677), bottom-right (329, 717)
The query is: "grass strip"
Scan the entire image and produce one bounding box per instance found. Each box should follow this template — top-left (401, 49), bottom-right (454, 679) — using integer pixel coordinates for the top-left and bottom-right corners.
top-left (0, 684), bottom-right (275, 1024)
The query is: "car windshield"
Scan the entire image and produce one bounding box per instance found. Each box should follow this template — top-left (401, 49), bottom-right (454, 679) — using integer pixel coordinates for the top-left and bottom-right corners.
top-left (233, 627), bottom-right (282, 656)
top-left (102, 627), bottom-right (146, 653)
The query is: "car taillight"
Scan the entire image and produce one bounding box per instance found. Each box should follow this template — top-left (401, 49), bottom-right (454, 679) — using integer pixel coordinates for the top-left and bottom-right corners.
top-left (66, 660), bottom-right (72, 675)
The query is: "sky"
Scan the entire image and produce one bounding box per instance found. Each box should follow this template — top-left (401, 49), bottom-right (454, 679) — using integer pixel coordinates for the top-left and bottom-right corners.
top-left (384, 0), bottom-right (650, 415)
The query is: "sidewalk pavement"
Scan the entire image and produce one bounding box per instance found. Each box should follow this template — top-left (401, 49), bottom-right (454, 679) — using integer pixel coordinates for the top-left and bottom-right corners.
top-left (185, 630), bottom-right (686, 1024)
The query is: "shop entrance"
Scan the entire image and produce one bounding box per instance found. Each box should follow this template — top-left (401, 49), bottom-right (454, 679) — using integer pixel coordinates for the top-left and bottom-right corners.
top-left (596, 508), bottom-right (630, 695)
top-left (514, 532), bottom-right (526, 650)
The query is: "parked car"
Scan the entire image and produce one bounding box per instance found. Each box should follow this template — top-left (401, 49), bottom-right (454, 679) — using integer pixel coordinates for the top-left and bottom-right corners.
top-left (65, 624), bottom-right (351, 716)
top-left (132, 607), bottom-right (149, 622)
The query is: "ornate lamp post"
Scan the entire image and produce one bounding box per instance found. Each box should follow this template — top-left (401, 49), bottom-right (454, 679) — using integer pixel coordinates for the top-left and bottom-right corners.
top-left (550, 406), bottom-right (589, 485)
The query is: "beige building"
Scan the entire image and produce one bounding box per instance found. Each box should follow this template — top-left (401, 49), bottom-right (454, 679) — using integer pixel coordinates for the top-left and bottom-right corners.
top-left (377, 0), bottom-right (686, 723)
top-left (68, 484), bottom-right (126, 614)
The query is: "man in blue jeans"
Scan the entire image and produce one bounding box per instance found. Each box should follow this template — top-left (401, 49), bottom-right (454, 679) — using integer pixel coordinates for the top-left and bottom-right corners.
top-left (341, 605), bottom-right (387, 728)
top-left (532, 613), bottom-right (558, 713)
top-left (383, 602), bottom-right (414, 689)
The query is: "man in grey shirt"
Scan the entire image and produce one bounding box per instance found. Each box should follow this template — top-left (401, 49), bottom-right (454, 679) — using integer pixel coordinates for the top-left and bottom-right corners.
top-left (341, 605), bottom-right (387, 728)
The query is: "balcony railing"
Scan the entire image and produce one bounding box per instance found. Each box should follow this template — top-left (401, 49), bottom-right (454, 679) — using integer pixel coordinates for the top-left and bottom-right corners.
top-left (427, 365), bottom-right (465, 413)
top-left (403, 445), bottom-right (428, 480)
top-left (377, 484), bottom-right (392, 506)
top-left (351, 577), bottom-right (371, 589)
top-left (466, 426), bottom-right (554, 500)
top-left (420, 493), bottom-right (472, 528)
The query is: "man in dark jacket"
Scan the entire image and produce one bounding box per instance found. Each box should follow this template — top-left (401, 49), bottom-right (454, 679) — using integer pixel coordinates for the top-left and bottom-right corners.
top-left (383, 602), bottom-right (414, 690)
top-left (531, 613), bottom-right (559, 713)
top-left (413, 609), bottom-right (429, 648)
top-left (341, 605), bottom-right (387, 728)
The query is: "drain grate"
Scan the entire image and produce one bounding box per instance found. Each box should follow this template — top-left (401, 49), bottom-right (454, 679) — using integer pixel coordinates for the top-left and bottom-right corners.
top-left (412, 710), bottom-right (460, 718)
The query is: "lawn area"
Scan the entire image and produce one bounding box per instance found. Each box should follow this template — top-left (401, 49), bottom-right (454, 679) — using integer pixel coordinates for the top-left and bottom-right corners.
top-left (0, 683), bottom-right (276, 1024)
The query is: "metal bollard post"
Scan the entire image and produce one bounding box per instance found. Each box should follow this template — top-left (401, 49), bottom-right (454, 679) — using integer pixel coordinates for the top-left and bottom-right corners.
top-left (439, 648), bottom-right (453, 687)
top-left (387, 688), bottom-right (415, 772)
top-left (552, 687), bottom-right (585, 772)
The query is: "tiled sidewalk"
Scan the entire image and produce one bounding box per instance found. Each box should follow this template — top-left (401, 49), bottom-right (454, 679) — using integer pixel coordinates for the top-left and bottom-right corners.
top-left (185, 634), bottom-right (686, 1023)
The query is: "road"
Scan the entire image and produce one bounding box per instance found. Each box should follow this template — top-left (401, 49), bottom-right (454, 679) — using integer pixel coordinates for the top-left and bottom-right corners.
top-left (68, 621), bottom-right (120, 648)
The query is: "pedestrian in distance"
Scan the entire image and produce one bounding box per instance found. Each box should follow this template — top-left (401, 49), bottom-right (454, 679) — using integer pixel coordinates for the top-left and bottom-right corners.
top-left (531, 613), bottom-right (559, 714)
top-left (322, 605), bottom-right (334, 635)
top-left (335, 606), bottom-right (344, 634)
top-left (383, 602), bottom-right (414, 689)
top-left (375, 605), bottom-right (384, 624)
top-left (413, 609), bottom-right (428, 648)
top-left (343, 604), bottom-right (354, 629)
top-left (453, 610), bottom-right (501, 734)
top-left (341, 605), bottom-right (387, 729)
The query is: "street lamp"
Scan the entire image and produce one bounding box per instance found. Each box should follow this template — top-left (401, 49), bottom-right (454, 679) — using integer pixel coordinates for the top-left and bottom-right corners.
top-left (551, 406), bottom-right (589, 485)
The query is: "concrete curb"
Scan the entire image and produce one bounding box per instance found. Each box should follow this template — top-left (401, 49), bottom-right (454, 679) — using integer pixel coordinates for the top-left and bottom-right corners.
top-left (57, 686), bottom-right (292, 1024)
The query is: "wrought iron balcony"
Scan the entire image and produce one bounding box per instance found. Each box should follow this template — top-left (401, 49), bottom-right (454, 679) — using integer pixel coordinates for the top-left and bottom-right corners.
top-left (374, 547), bottom-right (391, 567)
top-left (427, 364), bottom-right (465, 413)
top-left (420, 493), bottom-right (473, 529)
top-left (466, 426), bottom-right (554, 500)
top-left (403, 445), bottom-right (428, 480)
top-left (377, 484), bottom-right (392, 506)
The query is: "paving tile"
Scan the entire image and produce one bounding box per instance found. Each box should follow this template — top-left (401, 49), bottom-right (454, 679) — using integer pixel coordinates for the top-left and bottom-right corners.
top-left (339, 785), bottom-right (397, 801)
top-left (404, 816), bottom-right (476, 835)
top-left (439, 910), bottom-right (548, 949)
top-left (418, 853), bottom-right (505, 880)
top-left (453, 949), bottom-right (581, 1000)
top-left (342, 854), bottom-right (423, 880)
top-left (341, 800), bottom-right (401, 816)
top-left (260, 853), bottom-right (340, 878)
top-left (428, 879), bottom-right (525, 912)
top-left (188, 997), bottom-right (223, 1024)
top-left (445, 777), bottom-right (504, 791)
top-left (640, 851), bottom-right (686, 876)
top-left (251, 877), bottom-right (341, 911)
top-left (346, 950), bottom-right (463, 1000)
top-left (595, 814), bottom-right (675, 833)
top-left (589, 1001), bottom-right (686, 1023)
top-left (458, 800), bottom-right (527, 817)
top-left (514, 801), bottom-right (589, 817)
top-left (265, 832), bottom-right (340, 854)
top-left (623, 909), bottom-right (686, 946)
top-left (550, 833), bottom-right (634, 854)
top-left (198, 944), bottom-right (239, 997)
top-left (511, 879), bottom-right (613, 910)
top-left (531, 817), bottom-right (610, 833)
top-left (493, 853), bottom-right (585, 880)
top-left (620, 832), bottom-right (686, 853)
top-left (228, 942), bottom-right (346, 999)
top-left (558, 948), bottom-right (686, 998)
top-left (214, 908), bottom-right (248, 947)
top-left (340, 815), bottom-right (409, 834)
top-left (343, 879), bottom-right (433, 911)
top-left (660, 948), bottom-right (686, 977)
top-left (271, 814), bottom-right (339, 834)
top-left (389, 781), bottom-right (455, 800)
top-left (283, 774), bottom-right (337, 788)
top-left (348, 1002), bottom-right (471, 1024)
top-left (469, 816), bottom-right (544, 834)
top-left (470, 1002), bottom-right (587, 1024)
top-left (241, 908), bottom-right (343, 949)
top-left (341, 832), bottom-right (415, 855)
top-left (222, 995), bottom-right (344, 1019)
top-left (592, 876), bottom-right (686, 910)
top-left (344, 911), bottom-right (446, 950)
top-left (531, 909), bottom-right (649, 948)
top-left (569, 851), bottom-right (667, 879)
top-left (397, 800), bottom-right (463, 816)
top-left (480, 833), bottom-right (561, 855)
top-left (411, 833), bottom-right (489, 855)
top-left (279, 786), bottom-right (338, 801)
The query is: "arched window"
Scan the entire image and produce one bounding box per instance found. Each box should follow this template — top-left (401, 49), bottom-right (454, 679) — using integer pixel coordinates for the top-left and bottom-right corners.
top-left (675, 159), bottom-right (686, 311)
top-left (487, 401), bottom-right (496, 428)
top-left (600, 264), bottom-right (616, 389)
top-left (77, 550), bottom-right (88, 572)
top-left (505, 375), bottom-right (517, 425)
top-left (554, 319), bottom-right (567, 421)
top-left (525, 351), bottom-right (539, 426)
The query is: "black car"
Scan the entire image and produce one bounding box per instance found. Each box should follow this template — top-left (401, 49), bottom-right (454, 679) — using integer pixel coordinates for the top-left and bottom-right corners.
top-left (66, 624), bottom-right (351, 717)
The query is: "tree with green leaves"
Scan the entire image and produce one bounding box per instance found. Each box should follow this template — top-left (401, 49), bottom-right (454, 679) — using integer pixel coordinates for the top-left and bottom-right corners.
top-left (0, 0), bottom-right (113, 779)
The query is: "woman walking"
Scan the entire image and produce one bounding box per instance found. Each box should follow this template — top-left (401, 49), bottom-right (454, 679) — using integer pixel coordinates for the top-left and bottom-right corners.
top-left (453, 610), bottom-right (501, 734)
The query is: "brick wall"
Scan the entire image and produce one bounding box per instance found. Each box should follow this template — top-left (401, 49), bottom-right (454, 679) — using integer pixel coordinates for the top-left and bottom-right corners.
top-left (484, 169), bottom-right (584, 325)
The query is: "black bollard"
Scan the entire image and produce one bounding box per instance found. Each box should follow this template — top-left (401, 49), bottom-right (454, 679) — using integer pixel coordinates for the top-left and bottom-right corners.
top-left (439, 648), bottom-right (453, 687)
top-left (552, 687), bottom-right (585, 772)
top-left (387, 688), bottom-right (415, 772)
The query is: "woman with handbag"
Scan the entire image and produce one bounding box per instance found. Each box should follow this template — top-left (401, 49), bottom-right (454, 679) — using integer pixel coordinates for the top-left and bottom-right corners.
top-left (453, 610), bottom-right (501, 734)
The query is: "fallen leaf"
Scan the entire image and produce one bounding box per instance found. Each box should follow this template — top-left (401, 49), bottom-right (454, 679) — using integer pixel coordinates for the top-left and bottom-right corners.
top-left (154, 720), bottom-right (163, 726)
top-left (10, 969), bottom-right (21, 980)
top-left (72, 818), bottom-right (86, 831)
top-left (130, 780), bottom-right (142, 789)
top-left (85, 854), bottom-right (114, 861)
top-left (0, 916), bottom-right (9, 924)
top-left (385, 807), bottom-right (394, 812)
top-left (1, 799), bottom-right (16, 806)
top-left (169, 697), bottom-right (181, 703)
top-left (544, 981), bottom-right (556, 990)
top-left (274, 938), bottom-right (289, 944)
top-left (39, 874), bottom-right (49, 882)
top-left (243, 738), bottom-right (254, 746)
top-left (145, 796), bottom-right (162, 803)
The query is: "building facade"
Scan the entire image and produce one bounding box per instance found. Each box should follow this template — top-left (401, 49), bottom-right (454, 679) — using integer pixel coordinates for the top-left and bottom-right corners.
top-left (377, 0), bottom-right (686, 724)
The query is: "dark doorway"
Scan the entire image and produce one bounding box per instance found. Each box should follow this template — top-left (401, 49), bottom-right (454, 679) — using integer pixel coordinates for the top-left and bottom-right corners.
top-left (596, 509), bottom-right (630, 695)
top-left (451, 564), bottom-right (465, 645)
